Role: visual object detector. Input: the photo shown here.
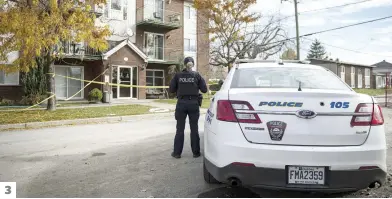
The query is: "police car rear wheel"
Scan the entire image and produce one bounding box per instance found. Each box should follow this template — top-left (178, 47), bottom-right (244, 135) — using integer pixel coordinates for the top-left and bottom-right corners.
top-left (203, 161), bottom-right (220, 184)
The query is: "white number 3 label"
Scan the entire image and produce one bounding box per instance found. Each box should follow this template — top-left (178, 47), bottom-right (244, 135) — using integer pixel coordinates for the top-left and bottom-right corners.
top-left (0, 182), bottom-right (16, 198)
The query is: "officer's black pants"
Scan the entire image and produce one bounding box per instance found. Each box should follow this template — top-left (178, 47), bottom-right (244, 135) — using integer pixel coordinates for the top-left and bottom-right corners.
top-left (173, 99), bottom-right (200, 155)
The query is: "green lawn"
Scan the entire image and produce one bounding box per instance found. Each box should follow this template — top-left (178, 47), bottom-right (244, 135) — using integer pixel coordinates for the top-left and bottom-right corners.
top-left (354, 89), bottom-right (385, 96)
top-left (0, 104), bottom-right (152, 125)
top-left (155, 98), bottom-right (212, 109)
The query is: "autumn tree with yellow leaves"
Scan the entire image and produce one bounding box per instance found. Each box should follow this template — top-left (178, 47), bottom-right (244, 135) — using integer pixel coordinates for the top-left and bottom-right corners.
top-left (194, 0), bottom-right (288, 70)
top-left (0, 0), bottom-right (111, 110)
top-left (194, 0), bottom-right (259, 70)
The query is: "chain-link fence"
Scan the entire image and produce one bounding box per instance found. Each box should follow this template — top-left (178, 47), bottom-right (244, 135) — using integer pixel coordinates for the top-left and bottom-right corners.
top-left (374, 89), bottom-right (392, 108)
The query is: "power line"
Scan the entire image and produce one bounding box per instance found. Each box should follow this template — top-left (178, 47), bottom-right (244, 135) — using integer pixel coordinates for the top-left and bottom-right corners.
top-left (271, 0), bottom-right (372, 23)
top-left (301, 15), bottom-right (392, 37)
top-left (265, 15), bottom-right (392, 45)
top-left (302, 37), bottom-right (392, 58)
top-left (300, 0), bottom-right (372, 14)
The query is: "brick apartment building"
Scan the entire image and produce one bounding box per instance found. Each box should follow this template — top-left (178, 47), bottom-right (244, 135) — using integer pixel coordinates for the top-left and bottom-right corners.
top-left (0, 0), bottom-right (209, 101)
top-left (308, 58), bottom-right (375, 89)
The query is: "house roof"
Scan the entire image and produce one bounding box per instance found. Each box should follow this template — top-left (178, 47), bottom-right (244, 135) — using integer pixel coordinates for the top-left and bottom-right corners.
top-left (372, 60), bottom-right (392, 68)
top-left (307, 58), bottom-right (375, 68)
top-left (103, 39), bottom-right (147, 62)
top-left (372, 60), bottom-right (392, 74)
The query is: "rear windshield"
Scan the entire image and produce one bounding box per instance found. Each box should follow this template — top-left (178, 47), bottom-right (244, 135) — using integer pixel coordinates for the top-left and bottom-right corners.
top-left (230, 67), bottom-right (351, 90)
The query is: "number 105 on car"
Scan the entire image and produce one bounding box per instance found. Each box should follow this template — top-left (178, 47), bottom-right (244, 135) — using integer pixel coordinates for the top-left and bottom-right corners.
top-left (0, 182), bottom-right (16, 198)
top-left (288, 166), bottom-right (325, 185)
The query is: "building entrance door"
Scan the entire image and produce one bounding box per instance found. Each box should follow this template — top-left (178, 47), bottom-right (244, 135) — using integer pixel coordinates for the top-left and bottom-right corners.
top-left (112, 66), bottom-right (138, 99)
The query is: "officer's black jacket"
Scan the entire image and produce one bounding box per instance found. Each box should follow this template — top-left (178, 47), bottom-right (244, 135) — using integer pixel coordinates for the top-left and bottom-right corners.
top-left (169, 69), bottom-right (208, 97)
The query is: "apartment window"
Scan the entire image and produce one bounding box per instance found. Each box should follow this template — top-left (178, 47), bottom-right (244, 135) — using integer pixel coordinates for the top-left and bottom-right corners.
top-left (0, 70), bottom-right (19, 85)
top-left (184, 39), bottom-right (190, 51)
top-left (184, 6), bottom-right (190, 19)
top-left (111, 0), bottom-right (121, 10)
top-left (184, 5), bottom-right (196, 19)
top-left (144, 0), bottom-right (164, 22)
top-left (340, 66), bottom-right (345, 82)
top-left (350, 66), bottom-right (355, 88)
top-left (190, 7), bottom-right (196, 19)
top-left (54, 66), bottom-right (84, 99)
top-left (184, 38), bottom-right (196, 52)
top-left (358, 69), bottom-right (363, 88)
top-left (365, 68), bottom-right (371, 88)
top-left (146, 70), bottom-right (164, 93)
top-left (123, 0), bottom-right (127, 20)
top-left (144, 32), bottom-right (164, 60)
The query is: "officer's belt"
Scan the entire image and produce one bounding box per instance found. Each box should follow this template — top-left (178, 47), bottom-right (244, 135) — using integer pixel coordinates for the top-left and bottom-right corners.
top-left (178, 95), bottom-right (199, 100)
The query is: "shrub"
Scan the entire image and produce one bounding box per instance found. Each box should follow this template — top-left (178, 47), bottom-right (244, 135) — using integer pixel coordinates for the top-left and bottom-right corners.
top-left (88, 88), bottom-right (103, 102)
top-left (21, 58), bottom-right (47, 97)
top-left (0, 98), bottom-right (14, 106)
top-left (208, 79), bottom-right (220, 85)
top-left (19, 94), bottom-right (47, 105)
top-left (209, 84), bottom-right (221, 91)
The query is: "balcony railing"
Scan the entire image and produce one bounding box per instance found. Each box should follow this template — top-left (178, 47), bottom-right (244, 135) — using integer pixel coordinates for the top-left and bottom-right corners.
top-left (143, 47), bottom-right (183, 64)
top-left (136, 6), bottom-right (182, 31)
top-left (92, 4), bottom-right (105, 17)
top-left (55, 41), bottom-right (102, 58)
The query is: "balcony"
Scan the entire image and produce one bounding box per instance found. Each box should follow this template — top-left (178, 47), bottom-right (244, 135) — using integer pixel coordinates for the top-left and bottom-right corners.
top-left (143, 47), bottom-right (183, 65)
top-left (55, 41), bottom-right (102, 60)
top-left (136, 6), bottom-right (182, 32)
top-left (92, 4), bottom-right (104, 17)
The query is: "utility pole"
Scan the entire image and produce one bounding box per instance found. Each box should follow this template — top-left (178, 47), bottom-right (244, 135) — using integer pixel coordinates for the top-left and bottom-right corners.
top-left (282, 0), bottom-right (300, 60)
top-left (294, 0), bottom-right (300, 60)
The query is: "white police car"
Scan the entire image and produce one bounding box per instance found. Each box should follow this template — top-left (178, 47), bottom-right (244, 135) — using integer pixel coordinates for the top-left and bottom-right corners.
top-left (203, 59), bottom-right (386, 192)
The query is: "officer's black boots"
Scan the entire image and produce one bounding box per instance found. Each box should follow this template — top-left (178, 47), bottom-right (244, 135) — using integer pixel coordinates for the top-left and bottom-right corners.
top-left (171, 152), bottom-right (181, 159)
top-left (193, 152), bottom-right (201, 158)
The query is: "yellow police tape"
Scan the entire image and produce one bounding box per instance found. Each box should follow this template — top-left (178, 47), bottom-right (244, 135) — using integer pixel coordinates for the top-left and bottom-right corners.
top-left (0, 72), bottom-right (219, 112)
top-left (63, 68), bottom-right (109, 101)
top-left (47, 73), bottom-right (170, 89)
top-left (47, 73), bottom-right (218, 88)
top-left (24, 94), bottom-right (56, 110)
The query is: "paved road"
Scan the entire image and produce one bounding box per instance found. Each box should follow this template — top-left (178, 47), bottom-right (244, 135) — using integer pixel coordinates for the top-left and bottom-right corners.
top-left (1, 110), bottom-right (392, 198)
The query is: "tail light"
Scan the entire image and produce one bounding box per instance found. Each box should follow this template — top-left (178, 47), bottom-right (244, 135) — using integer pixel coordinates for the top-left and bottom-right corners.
top-left (351, 103), bottom-right (384, 126)
top-left (216, 100), bottom-right (261, 123)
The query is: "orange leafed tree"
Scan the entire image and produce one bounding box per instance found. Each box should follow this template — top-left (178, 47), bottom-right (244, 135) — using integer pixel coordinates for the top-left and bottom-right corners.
top-left (194, 0), bottom-right (259, 70)
top-left (0, 0), bottom-right (111, 110)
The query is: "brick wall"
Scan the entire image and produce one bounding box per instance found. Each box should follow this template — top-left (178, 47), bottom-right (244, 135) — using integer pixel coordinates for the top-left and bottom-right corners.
top-left (0, 85), bottom-right (23, 101)
top-left (196, 9), bottom-right (210, 82)
top-left (0, 69), bottom-right (24, 101)
top-left (106, 46), bottom-right (147, 99)
top-left (134, 0), bottom-right (210, 95)
top-left (83, 60), bottom-right (104, 99)
top-left (165, 0), bottom-right (184, 60)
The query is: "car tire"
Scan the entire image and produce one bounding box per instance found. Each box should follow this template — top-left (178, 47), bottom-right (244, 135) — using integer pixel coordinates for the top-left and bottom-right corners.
top-left (203, 160), bottom-right (220, 184)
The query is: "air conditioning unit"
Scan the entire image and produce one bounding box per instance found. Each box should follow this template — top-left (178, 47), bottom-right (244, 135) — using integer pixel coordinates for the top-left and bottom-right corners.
top-left (170, 15), bottom-right (180, 22)
top-left (153, 12), bottom-right (162, 19)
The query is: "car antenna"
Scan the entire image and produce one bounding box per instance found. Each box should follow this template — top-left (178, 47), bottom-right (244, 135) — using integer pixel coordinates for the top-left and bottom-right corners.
top-left (298, 81), bottom-right (302, 91)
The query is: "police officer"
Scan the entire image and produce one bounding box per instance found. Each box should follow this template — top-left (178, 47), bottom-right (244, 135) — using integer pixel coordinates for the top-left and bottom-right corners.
top-left (169, 57), bottom-right (208, 159)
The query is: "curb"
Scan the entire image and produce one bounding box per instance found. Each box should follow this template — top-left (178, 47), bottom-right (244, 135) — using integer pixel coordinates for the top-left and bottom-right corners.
top-left (0, 109), bottom-right (208, 131)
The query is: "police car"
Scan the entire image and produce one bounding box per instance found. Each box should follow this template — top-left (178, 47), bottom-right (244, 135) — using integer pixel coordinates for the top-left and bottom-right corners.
top-left (203, 59), bottom-right (386, 192)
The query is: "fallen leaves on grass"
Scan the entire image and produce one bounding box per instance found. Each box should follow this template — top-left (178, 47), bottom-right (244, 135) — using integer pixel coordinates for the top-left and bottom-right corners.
top-left (0, 105), bottom-right (152, 125)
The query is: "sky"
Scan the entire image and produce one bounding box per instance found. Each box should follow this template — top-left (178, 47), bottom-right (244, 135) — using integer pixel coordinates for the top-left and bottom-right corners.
top-left (249, 0), bottom-right (392, 65)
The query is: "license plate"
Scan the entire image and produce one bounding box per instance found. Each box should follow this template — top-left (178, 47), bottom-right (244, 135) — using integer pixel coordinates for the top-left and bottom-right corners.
top-left (287, 166), bottom-right (325, 185)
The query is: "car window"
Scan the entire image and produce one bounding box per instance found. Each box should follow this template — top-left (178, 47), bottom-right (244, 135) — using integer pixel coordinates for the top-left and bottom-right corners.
top-left (230, 66), bottom-right (351, 90)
